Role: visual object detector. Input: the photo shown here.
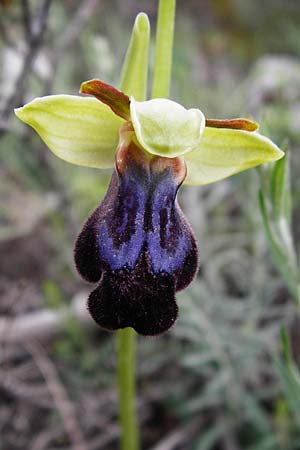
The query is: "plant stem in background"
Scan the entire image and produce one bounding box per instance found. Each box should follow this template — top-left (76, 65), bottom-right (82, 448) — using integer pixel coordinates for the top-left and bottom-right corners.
top-left (259, 153), bottom-right (300, 307)
top-left (117, 328), bottom-right (138, 450)
top-left (152, 0), bottom-right (176, 98)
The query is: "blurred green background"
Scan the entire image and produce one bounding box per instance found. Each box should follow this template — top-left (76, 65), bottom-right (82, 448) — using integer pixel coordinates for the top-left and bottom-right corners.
top-left (1, 1), bottom-right (300, 449)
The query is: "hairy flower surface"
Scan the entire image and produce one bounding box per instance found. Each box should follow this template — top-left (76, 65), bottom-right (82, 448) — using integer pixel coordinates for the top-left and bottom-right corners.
top-left (74, 123), bottom-right (198, 334)
top-left (15, 76), bottom-right (283, 335)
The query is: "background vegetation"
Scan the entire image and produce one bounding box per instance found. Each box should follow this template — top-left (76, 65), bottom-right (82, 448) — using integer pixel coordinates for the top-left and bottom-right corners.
top-left (1, 1), bottom-right (300, 449)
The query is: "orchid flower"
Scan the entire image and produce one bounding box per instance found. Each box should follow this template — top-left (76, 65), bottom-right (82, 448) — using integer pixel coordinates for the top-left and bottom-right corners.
top-left (15, 22), bottom-right (283, 337)
top-left (14, 79), bottom-right (283, 335)
top-left (14, 8), bottom-right (286, 450)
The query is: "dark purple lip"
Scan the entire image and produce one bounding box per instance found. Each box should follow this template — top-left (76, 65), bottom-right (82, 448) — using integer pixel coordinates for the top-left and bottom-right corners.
top-left (74, 142), bottom-right (198, 335)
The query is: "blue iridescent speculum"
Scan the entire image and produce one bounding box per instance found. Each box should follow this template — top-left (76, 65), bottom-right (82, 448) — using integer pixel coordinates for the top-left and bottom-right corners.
top-left (74, 123), bottom-right (198, 335)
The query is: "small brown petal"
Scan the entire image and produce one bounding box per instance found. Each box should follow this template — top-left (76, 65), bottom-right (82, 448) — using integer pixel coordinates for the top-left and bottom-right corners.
top-left (80, 79), bottom-right (130, 120)
top-left (206, 118), bottom-right (259, 132)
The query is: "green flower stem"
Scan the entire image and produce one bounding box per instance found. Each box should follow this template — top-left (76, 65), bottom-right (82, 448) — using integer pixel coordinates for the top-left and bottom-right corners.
top-left (116, 2), bottom-right (177, 447)
top-left (116, 12), bottom-right (150, 450)
top-left (152, 0), bottom-right (176, 98)
top-left (117, 328), bottom-right (138, 450)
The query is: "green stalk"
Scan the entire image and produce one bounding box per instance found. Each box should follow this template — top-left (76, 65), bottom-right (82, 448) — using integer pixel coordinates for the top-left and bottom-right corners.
top-left (117, 328), bottom-right (138, 450)
top-left (116, 1), bottom-right (176, 447)
top-left (152, 0), bottom-right (176, 98)
top-left (117, 12), bottom-right (150, 450)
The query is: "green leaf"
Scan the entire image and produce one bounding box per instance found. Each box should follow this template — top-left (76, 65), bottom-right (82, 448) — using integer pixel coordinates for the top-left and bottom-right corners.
top-left (130, 97), bottom-right (205, 157)
top-left (184, 127), bottom-right (284, 185)
top-left (193, 421), bottom-right (231, 450)
top-left (280, 327), bottom-right (292, 364)
top-left (259, 190), bottom-right (298, 297)
top-left (271, 153), bottom-right (291, 224)
top-left (275, 352), bottom-right (300, 425)
top-left (15, 95), bottom-right (123, 168)
top-left (245, 435), bottom-right (280, 450)
top-left (119, 12), bottom-right (150, 100)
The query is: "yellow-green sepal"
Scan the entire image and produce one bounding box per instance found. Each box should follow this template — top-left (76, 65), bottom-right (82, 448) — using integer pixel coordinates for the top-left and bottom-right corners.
top-left (184, 127), bottom-right (284, 185)
top-left (130, 97), bottom-right (205, 158)
top-left (14, 95), bottom-right (123, 168)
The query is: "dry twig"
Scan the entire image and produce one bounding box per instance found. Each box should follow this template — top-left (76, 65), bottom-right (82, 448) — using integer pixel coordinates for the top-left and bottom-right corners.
top-left (25, 340), bottom-right (88, 450)
top-left (0, 0), bottom-right (53, 122)
top-left (149, 418), bottom-right (200, 450)
top-left (0, 293), bottom-right (91, 344)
